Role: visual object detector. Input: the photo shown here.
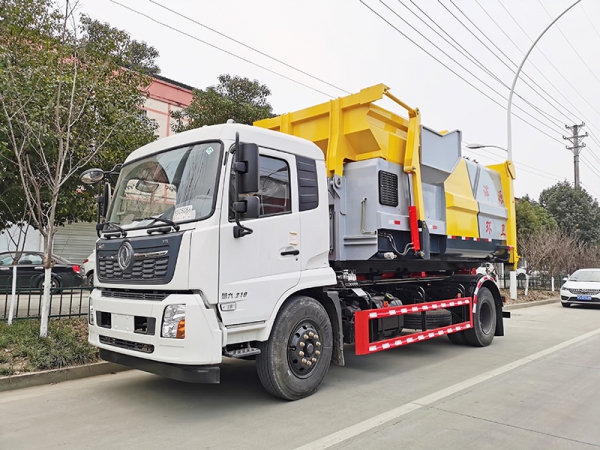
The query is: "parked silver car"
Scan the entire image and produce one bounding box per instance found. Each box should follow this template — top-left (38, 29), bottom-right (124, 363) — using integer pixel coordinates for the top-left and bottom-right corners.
top-left (560, 269), bottom-right (600, 307)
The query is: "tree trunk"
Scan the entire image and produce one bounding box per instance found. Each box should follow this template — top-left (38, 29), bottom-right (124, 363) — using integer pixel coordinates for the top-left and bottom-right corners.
top-left (39, 232), bottom-right (55, 338)
top-left (39, 268), bottom-right (53, 337)
top-left (8, 265), bottom-right (18, 325)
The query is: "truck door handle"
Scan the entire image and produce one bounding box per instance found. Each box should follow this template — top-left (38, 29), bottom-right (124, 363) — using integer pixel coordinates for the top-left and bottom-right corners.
top-left (280, 250), bottom-right (300, 256)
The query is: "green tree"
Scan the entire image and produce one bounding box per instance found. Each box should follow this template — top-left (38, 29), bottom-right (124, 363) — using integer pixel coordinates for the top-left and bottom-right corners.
top-left (516, 198), bottom-right (557, 238)
top-left (0, 0), bottom-right (158, 335)
top-left (171, 74), bottom-right (275, 132)
top-left (539, 181), bottom-right (600, 244)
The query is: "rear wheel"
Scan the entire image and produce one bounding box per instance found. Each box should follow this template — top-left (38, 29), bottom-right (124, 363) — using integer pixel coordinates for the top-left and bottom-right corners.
top-left (256, 296), bottom-right (333, 400)
top-left (464, 286), bottom-right (496, 347)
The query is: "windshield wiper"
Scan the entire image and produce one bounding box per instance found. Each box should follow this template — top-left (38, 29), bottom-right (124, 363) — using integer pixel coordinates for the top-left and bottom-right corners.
top-left (141, 216), bottom-right (181, 234)
top-left (102, 221), bottom-right (127, 238)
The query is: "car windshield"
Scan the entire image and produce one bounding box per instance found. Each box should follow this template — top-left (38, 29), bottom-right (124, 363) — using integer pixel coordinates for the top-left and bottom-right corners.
top-left (569, 270), bottom-right (600, 282)
top-left (106, 142), bottom-right (222, 229)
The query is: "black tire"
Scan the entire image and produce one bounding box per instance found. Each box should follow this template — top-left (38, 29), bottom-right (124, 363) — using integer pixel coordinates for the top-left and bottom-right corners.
top-left (517, 273), bottom-right (526, 280)
top-left (464, 286), bottom-right (496, 347)
top-left (256, 296), bottom-right (333, 401)
top-left (447, 331), bottom-right (468, 345)
top-left (87, 272), bottom-right (94, 288)
top-left (37, 276), bottom-right (61, 295)
top-left (561, 301), bottom-right (571, 308)
top-left (404, 308), bottom-right (452, 330)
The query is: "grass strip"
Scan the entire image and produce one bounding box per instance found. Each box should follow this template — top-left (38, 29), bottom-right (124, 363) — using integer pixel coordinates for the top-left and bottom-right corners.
top-left (0, 318), bottom-right (99, 376)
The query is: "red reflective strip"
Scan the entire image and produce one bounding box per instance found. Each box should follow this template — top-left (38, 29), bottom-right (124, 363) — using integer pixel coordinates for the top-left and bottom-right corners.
top-left (357, 321), bottom-right (473, 355)
top-left (381, 272), bottom-right (395, 279)
top-left (394, 220), bottom-right (401, 225)
top-left (409, 206), bottom-right (420, 251)
top-left (354, 298), bottom-right (474, 355)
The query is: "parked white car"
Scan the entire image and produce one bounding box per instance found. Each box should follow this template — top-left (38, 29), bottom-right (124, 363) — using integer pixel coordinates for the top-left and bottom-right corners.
top-left (560, 269), bottom-right (600, 308)
top-left (83, 251), bottom-right (95, 287)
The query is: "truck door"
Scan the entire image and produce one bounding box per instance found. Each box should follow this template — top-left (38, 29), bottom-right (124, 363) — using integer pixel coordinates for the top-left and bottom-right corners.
top-left (218, 149), bottom-right (301, 326)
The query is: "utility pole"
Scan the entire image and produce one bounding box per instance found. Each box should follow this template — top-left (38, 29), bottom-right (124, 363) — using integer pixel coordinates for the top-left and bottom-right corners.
top-left (563, 123), bottom-right (587, 188)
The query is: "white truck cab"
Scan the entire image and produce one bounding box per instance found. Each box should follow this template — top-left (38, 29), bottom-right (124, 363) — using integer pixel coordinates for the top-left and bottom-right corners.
top-left (88, 124), bottom-right (336, 388)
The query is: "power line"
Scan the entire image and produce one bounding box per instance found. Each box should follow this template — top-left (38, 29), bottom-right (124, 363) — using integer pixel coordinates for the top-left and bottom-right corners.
top-left (476, 0), bottom-right (600, 136)
top-left (379, 0), bottom-right (563, 137)
top-left (446, 0), bottom-right (578, 127)
top-left (108, 0), bottom-right (338, 98)
top-left (461, 142), bottom-right (569, 183)
top-left (401, 0), bottom-right (566, 128)
top-left (361, 0), bottom-right (564, 144)
top-left (146, 0), bottom-right (351, 96)
top-left (536, 0), bottom-right (600, 87)
top-left (495, 0), bottom-right (600, 125)
top-left (580, 182), bottom-right (600, 201)
top-left (580, 3), bottom-right (600, 42)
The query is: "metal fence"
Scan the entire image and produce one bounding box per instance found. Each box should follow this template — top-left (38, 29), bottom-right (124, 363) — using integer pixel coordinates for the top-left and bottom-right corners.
top-left (499, 274), bottom-right (564, 291)
top-left (1, 285), bottom-right (92, 321)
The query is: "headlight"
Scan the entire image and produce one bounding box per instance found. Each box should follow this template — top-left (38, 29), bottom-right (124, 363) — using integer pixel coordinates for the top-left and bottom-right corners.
top-left (162, 304), bottom-right (186, 339)
top-left (88, 297), bottom-right (94, 325)
top-left (561, 285), bottom-right (570, 293)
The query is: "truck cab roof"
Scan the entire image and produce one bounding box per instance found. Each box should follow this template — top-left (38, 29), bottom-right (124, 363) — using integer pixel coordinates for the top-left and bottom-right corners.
top-left (124, 123), bottom-right (325, 164)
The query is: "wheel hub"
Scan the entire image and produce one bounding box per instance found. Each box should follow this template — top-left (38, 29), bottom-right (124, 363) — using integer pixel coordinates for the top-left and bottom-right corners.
top-left (287, 321), bottom-right (322, 378)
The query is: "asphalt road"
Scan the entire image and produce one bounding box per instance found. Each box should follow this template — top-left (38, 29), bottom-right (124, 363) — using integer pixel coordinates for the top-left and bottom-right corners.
top-left (1, 302), bottom-right (600, 449)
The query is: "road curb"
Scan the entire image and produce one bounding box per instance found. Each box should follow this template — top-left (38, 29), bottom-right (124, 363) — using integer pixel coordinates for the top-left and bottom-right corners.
top-left (504, 298), bottom-right (560, 310)
top-left (0, 361), bottom-right (130, 392)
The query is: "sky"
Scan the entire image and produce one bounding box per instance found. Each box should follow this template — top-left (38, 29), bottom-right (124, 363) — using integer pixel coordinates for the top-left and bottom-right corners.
top-left (77, 0), bottom-right (600, 201)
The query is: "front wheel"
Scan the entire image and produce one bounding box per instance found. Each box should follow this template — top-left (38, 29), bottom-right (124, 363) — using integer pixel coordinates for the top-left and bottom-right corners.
top-left (464, 286), bottom-right (497, 347)
top-left (256, 296), bottom-right (333, 400)
top-left (87, 272), bottom-right (94, 288)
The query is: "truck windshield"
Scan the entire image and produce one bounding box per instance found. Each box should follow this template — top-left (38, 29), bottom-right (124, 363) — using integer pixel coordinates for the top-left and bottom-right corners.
top-left (106, 142), bottom-right (222, 229)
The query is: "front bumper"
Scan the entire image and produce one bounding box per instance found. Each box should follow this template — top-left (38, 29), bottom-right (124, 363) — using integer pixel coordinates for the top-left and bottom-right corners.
top-left (560, 292), bottom-right (600, 306)
top-left (100, 349), bottom-right (220, 383)
top-left (89, 290), bottom-right (223, 368)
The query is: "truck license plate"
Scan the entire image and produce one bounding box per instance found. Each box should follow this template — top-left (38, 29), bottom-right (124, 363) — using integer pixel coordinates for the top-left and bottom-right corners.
top-left (577, 295), bottom-right (592, 300)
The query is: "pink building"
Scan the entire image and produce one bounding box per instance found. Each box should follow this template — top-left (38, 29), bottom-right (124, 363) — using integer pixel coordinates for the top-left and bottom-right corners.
top-left (143, 74), bottom-right (194, 139)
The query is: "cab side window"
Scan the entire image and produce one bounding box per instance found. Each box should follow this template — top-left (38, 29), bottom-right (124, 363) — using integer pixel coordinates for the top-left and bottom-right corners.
top-left (258, 156), bottom-right (291, 217)
top-left (230, 154), bottom-right (291, 220)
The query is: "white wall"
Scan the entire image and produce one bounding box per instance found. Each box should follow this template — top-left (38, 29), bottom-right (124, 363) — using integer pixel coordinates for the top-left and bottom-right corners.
top-left (0, 224), bottom-right (42, 253)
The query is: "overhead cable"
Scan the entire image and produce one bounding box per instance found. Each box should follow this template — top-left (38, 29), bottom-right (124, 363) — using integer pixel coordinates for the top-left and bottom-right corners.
top-left (146, 0), bottom-right (351, 95)
top-left (361, 0), bottom-right (563, 144)
top-left (108, 0), bottom-right (337, 98)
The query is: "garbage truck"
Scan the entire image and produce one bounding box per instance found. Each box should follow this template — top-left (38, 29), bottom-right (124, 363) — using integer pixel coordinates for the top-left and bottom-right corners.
top-left (81, 84), bottom-right (517, 400)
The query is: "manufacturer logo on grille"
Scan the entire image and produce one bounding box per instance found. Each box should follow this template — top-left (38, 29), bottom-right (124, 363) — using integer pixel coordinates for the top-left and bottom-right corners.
top-left (117, 241), bottom-right (134, 272)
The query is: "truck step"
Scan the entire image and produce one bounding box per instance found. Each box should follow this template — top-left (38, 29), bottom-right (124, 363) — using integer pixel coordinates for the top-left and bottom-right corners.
top-left (223, 347), bottom-right (261, 359)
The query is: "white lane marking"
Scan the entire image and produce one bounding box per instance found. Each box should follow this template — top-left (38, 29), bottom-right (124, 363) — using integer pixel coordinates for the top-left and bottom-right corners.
top-left (295, 326), bottom-right (600, 450)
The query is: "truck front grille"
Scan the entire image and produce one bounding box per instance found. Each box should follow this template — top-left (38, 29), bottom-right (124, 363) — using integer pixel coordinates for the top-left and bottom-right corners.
top-left (99, 335), bottom-right (154, 353)
top-left (101, 288), bottom-right (171, 301)
top-left (98, 257), bottom-right (169, 281)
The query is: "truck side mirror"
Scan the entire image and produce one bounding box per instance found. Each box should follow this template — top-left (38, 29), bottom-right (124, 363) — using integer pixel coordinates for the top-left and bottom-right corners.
top-left (233, 143), bottom-right (259, 194)
top-left (233, 196), bottom-right (259, 219)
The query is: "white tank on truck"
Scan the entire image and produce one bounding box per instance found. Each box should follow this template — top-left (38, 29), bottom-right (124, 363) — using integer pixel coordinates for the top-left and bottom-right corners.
top-left (80, 84), bottom-right (516, 400)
